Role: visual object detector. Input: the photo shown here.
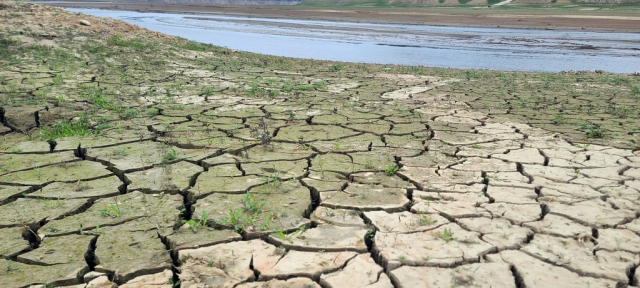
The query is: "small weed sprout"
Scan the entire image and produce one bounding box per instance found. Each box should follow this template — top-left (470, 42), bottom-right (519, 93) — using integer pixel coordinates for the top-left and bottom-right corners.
top-left (436, 227), bottom-right (457, 243)
top-left (420, 215), bottom-right (437, 226)
top-left (385, 165), bottom-right (400, 176)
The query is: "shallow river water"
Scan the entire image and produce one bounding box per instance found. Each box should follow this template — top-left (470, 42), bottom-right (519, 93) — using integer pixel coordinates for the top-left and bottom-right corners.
top-left (70, 8), bottom-right (640, 73)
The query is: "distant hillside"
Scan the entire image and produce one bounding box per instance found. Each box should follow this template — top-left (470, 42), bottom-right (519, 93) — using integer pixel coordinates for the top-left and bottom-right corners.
top-left (120, 0), bottom-right (302, 5)
top-left (299, 0), bottom-right (639, 6)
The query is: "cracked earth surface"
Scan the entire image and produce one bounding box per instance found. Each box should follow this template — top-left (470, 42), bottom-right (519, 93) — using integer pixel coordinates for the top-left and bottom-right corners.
top-left (1, 1), bottom-right (640, 287)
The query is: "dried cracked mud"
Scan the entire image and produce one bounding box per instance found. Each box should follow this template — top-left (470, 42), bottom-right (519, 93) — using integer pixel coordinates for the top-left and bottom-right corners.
top-left (1, 1), bottom-right (640, 287)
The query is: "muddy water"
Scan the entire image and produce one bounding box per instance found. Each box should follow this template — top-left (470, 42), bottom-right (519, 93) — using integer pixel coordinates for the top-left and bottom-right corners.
top-left (70, 8), bottom-right (640, 73)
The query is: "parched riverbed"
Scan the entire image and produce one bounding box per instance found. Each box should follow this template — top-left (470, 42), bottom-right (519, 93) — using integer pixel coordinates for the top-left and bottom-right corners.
top-left (2, 1), bottom-right (640, 287)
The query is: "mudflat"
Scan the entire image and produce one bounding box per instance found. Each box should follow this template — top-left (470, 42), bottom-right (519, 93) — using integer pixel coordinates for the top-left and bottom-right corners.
top-left (47, 1), bottom-right (640, 32)
top-left (2, 0), bottom-right (640, 287)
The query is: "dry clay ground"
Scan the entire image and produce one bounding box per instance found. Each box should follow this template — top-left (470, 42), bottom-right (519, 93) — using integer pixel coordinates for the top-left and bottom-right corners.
top-left (2, 1), bottom-right (640, 287)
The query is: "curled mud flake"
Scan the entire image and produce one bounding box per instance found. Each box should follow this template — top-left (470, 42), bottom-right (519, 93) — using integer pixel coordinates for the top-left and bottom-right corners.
top-left (320, 254), bottom-right (393, 288)
top-left (390, 263), bottom-right (515, 288)
top-left (373, 223), bottom-right (494, 270)
top-left (493, 250), bottom-right (619, 288)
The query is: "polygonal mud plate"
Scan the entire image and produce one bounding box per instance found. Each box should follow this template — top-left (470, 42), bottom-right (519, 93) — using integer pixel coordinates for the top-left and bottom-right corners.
top-left (274, 124), bottom-right (359, 142)
top-left (242, 159), bottom-right (307, 179)
top-left (542, 198), bottom-right (635, 228)
top-left (523, 214), bottom-right (592, 238)
top-left (0, 184), bottom-right (33, 205)
top-left (41, 191), bottom-right (182, 236)
top-left (268, 224), bottom-right (368, 253)
top-left (521, 234), bottom-right (636, 283)
top-left (311, 134), bottom-right (384, 153)
top-left (94, 230), bottom-right (172, 284)
top-left (27, 175), bottom-right (123, 200)
top-left (390, 263), bottom-right (515, 288)
top-left (119, 269), bottom-right (173, 288)
top-left (399, 152), bottom-right (458, 169)
top-left (18, 234), bottom-right (95, 266)
top-left (302, 171), bottom-right (348, 192)
top-left (345, 120), bottom-right (391, 135)
top-left (0, 197), bottom-right (89, 228)
top-left (239, 142), bottom-right (315, 163)
top-left (0, 151), bottom-right (77, 175)
top-left (319, 254), bottom-right (393, 288)
top-left (165, 226), bottom-right (241, 251)
top-left (126, 161), bottom-right (203, 194)
top-left (178, 239), bottom-right (280, 287)
top-left (363, 211), bottom-right (449, 233)
top-left (311, 206), bottom-right (367, 228)
top-left (487, 250), bottom-right (618, 288)
top-left (481, 203), bottom-right (542, 224)
top-left (86, 141), bottom-right (215, 173)
top-left (53, 130), bottom-right (154, 151)
top-left (373, 223), bottom-right (494, 270)
top-left (320, 184), bottom-right (409, 212)
top-left (311, 153), bottom-right (360, 174)
top-left (192, 181), bottom-right (311, 236)
top-left (237, 278), bottom-right (321, 288)
top-left (187, 175), bottom-right (267, 201)
top-left (348, 151), bottom-right (397, 172)
top-left (457, 217), bottom-right (533, 251)
top-left (0, 259), bottom-right (88, 287)
top-left (0, 136), bottom-right (51, 153)
top-left (257, 250), bottom-right (358, 281)
top-left (0, 226), bottom-right (32, 258)
top-left (0, 161), bottom-right (112, 186)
